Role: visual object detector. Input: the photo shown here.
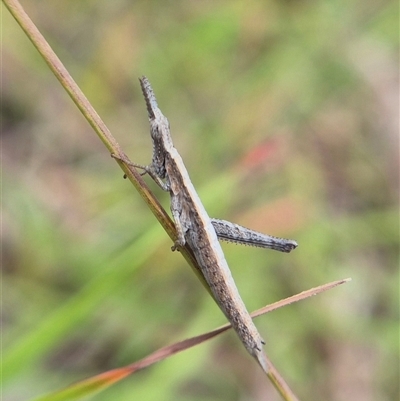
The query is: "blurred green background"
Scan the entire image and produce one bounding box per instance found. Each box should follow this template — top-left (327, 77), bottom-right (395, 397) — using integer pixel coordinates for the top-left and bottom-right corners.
top-left (2, 1), bottom-right (398, 400)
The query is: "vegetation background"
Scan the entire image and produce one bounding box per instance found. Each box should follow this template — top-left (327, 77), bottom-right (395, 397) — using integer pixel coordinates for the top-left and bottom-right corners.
top-left (3, 1), bottom-right (398, 400)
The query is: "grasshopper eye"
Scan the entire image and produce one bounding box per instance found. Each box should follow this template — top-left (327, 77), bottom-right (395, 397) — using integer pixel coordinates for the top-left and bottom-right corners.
top-left (150, 123), bottom-right (161, 139)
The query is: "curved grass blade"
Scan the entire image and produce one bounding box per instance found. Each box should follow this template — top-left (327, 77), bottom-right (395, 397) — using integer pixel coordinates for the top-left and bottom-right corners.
top-left (32, 278), bottom-right (351, 401)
